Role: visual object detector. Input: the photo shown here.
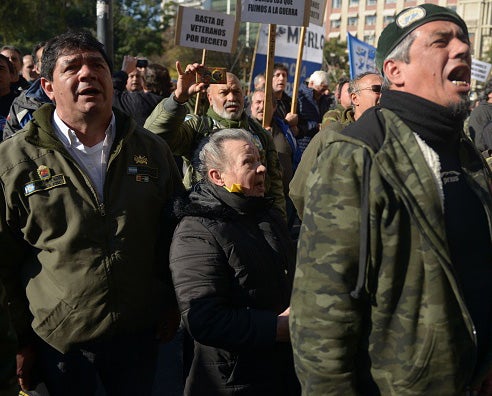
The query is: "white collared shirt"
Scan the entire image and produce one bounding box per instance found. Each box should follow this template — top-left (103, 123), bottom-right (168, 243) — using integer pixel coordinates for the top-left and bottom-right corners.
top-left (53, 111), bottom-right (116, 202)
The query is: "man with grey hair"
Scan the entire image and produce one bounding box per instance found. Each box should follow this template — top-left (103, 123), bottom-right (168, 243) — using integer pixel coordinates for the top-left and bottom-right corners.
top-left (145, 61), bottom-right (286, 217)
top-left (253, 73), bottom-right (265, 91)
top-left (291, 4), bottom-right (492, 395)
top-left (290, 71), bottom-right (382, 220)
top-left (297, 70), bottom-right (333, 153)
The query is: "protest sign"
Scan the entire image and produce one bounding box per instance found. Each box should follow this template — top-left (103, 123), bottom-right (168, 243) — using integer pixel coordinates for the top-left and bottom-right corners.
top-left (175, 6), bottom-right (238, 53)
top-left (240, 0), bottom-right (311, 27)
top-left (310, 0), bottom-right (327, 26)
top-left (347, 33), bottom-right (376, 78)
top-left (471, 58), bottom-right (492, 83)
top-left (250, 23), bottom-right (324, 95)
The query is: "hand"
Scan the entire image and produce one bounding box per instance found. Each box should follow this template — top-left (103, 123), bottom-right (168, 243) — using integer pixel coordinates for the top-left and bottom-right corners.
top-left (174, 61), bottom-right (208, 104)
top-left (275, 307), bottom-right (290, 343)
top-left (290, 125), bottom-right (299, 137)
top-left (285, 112), bottom-right (298, 127)
top-left (16, 345), bottom-right (36, 391)
top-left (121, 55), bottom-right (137, 75)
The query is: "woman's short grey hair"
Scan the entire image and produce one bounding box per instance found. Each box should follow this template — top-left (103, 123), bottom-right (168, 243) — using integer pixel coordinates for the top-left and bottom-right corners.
top-left (197, 128), bottom-right (256, 181)
top-left (382, 32), bottom-right (416, 89)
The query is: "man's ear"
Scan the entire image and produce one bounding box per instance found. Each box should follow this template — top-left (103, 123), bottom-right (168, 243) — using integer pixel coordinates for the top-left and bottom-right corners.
top-left (383, 59), bottom-right (404, 86)
top-left (351, 92), bottom-right (359, 107)
top-left (208, 168), bottom-right (224, 186)
top-left (207, 89), bottom-right (214, 105)
top-left (40, 77), bottom-right (56, 101)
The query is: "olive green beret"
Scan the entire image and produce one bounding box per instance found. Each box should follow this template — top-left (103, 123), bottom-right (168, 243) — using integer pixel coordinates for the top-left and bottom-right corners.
top-left (376, 4), bottom-right (468, 72)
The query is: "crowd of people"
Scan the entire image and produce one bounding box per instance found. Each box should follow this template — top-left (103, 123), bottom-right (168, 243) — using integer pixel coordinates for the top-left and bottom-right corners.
top-left (0, 3), bottom-right (492, 396)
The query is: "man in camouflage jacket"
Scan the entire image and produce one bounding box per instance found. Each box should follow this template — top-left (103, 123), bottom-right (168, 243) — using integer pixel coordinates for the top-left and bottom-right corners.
top-left (290, 5), bottom-right (492, 395)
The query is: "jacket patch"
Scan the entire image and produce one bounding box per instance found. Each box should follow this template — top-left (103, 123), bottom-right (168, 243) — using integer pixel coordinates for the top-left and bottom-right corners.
top-left (24, 174), bottom-right (67, 196)
top-left (127, 165), bottom-right (158, 182)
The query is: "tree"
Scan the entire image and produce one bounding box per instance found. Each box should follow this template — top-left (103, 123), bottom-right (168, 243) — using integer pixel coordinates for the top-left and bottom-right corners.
top-left (484, 44), bottom-right (492, 65)
top-left (112, 0), bottom-right (166, 68)
top-left (0, 0), bottom-right (253, 84)
top-left (323, 38), bottom-right (349, 85)
top-left (0, 0), bottom-right (95, 56)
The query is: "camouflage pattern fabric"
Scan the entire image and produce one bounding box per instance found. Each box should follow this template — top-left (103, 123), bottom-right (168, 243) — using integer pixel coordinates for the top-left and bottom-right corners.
top-left (290, 107), bottom-right (355, 220)
top-left (290, 108), bottom-right (492, 395)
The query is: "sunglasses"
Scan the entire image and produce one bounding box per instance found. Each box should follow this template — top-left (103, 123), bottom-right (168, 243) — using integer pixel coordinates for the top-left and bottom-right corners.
top-left (357, 84), bottom-right (382, 93)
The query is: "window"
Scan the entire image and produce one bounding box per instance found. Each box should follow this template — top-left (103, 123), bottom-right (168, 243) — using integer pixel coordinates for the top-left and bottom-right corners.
top-left (331, 20), bottom-right (341, 29)
top-left (364, 34), bottom-right (376, 45)
top-left (385, 0), bottom-right (396, 3)
top-left (349, 0), bottom-right (359, 6)
top-left (365, 15), bottom-right (376, 26)
top-left (332, 0), bottom-right (341, 9)
top-left (383, 15), bottom-right (394, 25)
top-left (348, 16), bottom-right (359, 26)
top-left (367, 0), bottom-right (377, 5)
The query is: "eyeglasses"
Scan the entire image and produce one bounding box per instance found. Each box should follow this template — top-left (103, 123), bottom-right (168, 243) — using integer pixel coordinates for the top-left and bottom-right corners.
top-left (356, 84), bottom-right (382, 94)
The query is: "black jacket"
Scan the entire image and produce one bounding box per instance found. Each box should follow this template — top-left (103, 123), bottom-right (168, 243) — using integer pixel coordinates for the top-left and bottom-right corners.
top-left (170, 183), bottom-right (300, 395)
top-left (112, 70), bottom-right (165, 127)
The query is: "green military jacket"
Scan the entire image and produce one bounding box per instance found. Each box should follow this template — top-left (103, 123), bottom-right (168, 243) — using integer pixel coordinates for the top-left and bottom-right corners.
top-left (290, 107), bottom-right (355, 219)
top-left (0, 104), bottom-right (183, 353)
top-left (144, 95), bottom-right (286, 217)
top-left (290, 108), bottom-right (492, 395)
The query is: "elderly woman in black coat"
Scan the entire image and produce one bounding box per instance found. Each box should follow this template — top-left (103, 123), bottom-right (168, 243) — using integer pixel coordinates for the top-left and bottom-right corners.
top-left (169, 128), bottom-right (300, 395)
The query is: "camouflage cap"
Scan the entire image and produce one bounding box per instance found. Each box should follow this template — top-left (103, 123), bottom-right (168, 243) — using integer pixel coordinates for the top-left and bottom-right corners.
top-left (375, 4), bottom-right (468, 72)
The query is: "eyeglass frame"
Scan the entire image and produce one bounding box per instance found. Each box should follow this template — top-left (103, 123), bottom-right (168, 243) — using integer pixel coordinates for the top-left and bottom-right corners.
top-left (355, 84), bottom-right (382, 94)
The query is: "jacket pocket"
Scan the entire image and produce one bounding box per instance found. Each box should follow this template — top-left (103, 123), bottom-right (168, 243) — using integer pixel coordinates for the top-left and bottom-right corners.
top-left (32, 299), bottom-right (75, 345)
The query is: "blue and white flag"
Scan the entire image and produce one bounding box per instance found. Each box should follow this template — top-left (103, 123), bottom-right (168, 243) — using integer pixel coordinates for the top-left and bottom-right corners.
top-left (347, 33), bottom-right (377, 79)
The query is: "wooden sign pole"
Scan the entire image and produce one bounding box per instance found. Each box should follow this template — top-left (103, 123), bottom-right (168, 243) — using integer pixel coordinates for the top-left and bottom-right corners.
top-left (195, 48), bottom-right (207, 115)
top-left (290, 26), bottom-right (307, 114)
top-left (263, 24), bottom-right (276, 130)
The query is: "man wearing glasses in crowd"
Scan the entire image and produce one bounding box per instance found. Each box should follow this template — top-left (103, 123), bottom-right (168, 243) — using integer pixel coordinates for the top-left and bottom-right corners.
top-left (289, 71), bottom-right (383, 219)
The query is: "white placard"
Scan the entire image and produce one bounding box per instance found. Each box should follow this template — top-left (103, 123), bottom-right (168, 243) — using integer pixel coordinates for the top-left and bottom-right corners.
top-left (310, 0), bottom-right (327, 26)
top-left (175, 6), bottom-right (238, 53)
top-left (240, 0), bottom-right (311, 27)
top-left (256, 23), bottom-right (324, 63)
top-left (471, 58), bottom-right (492, 83)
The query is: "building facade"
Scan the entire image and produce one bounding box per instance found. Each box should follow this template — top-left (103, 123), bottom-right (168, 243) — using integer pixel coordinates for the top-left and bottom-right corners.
top-left (324, 0), bottom-right (491, 62)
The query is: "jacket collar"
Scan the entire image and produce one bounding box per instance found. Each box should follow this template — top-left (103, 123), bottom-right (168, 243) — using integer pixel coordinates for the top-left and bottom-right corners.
top-left (375, 108), bottom-right (492, 263)
top-left (25, 104), bottom-right (136, 157)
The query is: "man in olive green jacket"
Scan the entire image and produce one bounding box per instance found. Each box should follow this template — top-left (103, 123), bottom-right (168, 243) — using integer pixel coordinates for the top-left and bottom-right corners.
top-left (0, 31), bottom-right (183, 395)
top-left (144, 63), bottom-right (286, 217)
top-left (290, 5), bottom-right (492, 395)
top-left (290, 72), bottom-right (382, 219)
